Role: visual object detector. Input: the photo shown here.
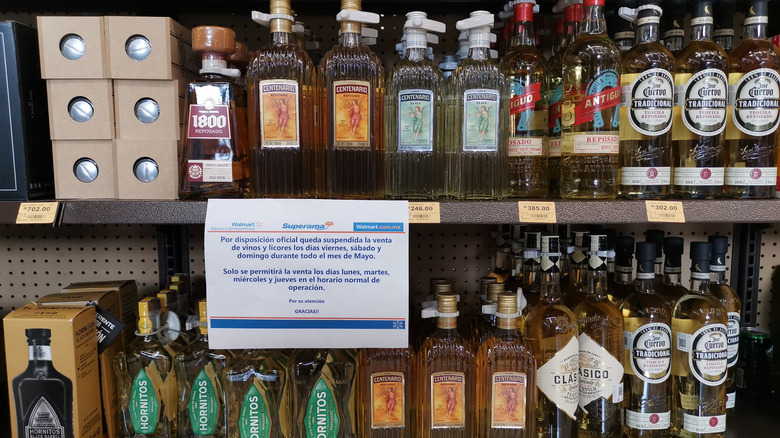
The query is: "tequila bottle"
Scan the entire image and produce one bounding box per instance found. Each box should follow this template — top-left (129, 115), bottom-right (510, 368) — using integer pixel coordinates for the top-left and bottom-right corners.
top-left (671, 242), bottom-right (728, 438)
top-left (619, 242), bottom-right (672, 438)
top-left (656, 236), bottom-right (689, 310)
top-left (447, 11), bottom-right (509, 200)
top-left (474, 282), bottom-right (508, 345)
top-left (476, 292), bottom-right (536, 437)
top-left (320, 0), bottom-right (384, 199)
top-left (500, 0), bottom-right (550, 198)
top-left (563, 230), bottom-right (590, 309)
top-left (180, 26), bottom-right (249, 199)
top-left (525, 235), bottom-right (579, 438)
top-left (618, 0), bottom-right (675, 199)
top-left (385, 12), bottom-right (446, 200)
top-left (671, 0), bottom-right (729, 199)
top-left (661, 0), bottom-right (686, 55)
top-left (521, 231), bottom-right (542, 310)
top-left (609, 235), bottom-right (635, 304)
top-left (724, 0), bottom-right (780, 198)
top-left (248, 0), bottom-right (321, 198)
top-left (713, 0), bottom-right (736, 52)
top-left (561, 0), bottom-right (622, 199)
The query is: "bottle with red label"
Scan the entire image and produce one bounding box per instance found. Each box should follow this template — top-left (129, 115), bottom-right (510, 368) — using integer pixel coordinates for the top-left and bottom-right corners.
top-left (560, 0), bottom-right (622, 199)
top-left (179, 26), bottom-right (249, 199)
top-left (500, 0), bottom-right (549, 198)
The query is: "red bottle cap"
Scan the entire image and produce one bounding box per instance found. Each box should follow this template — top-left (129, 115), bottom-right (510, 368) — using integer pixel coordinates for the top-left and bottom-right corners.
top-left (555, 16), bottom-right (565, 34)
top-left (564, 4), bottom-right (584, 23)
top-left (583, 0), bottom-right (605, 6)
top-left (514, 2), bottom-right (535, 23)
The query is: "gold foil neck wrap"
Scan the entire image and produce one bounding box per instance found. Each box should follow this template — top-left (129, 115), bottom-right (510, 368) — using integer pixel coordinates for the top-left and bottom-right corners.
top-left (496, 292), bottom-right (518, 315)
top-left (270, 1), bottom-right (293, 34)
top-left (486, 283), bottom-right (504, 302)
top-left (341, 22), bottom-right (362, 35)
top-left (436, 292), bottom-right (458, 314)
top-left (432, 283), bottom-right (453, 294)
top-left (342, 0), bottom-right (361, 10)
top-left (480, 276), bottom-right (498, 295)
top-left (137, 297), bottom-right (159, 335)
top-left (198, 299), bottom-right (208, 335)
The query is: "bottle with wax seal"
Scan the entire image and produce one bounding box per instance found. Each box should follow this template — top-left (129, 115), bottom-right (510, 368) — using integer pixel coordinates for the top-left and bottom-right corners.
top-left (180, 26), bottom-right (249, 199)
top-left (249, 1), bottom-right (320, 198)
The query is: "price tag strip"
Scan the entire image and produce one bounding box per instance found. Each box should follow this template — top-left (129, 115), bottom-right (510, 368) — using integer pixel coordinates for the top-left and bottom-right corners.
top-left (408, 202), bottom-right (441, 223)
top-left (645, 200), bottom-right (685, 223)
top-left (518, 201), bottom-right (557, 223)
top-left (15, 202), bottom-right (59, 224)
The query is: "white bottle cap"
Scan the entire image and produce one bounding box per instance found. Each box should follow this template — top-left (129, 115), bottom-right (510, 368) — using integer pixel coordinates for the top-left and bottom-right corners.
top-left (457, 11), bottom-right (495, 50)
top-left (336, 9), bottom-right (380, 25)
top-left (404, 11), bottom-right (446, 50)
top-left (618, 4), bottom-right (663, 23)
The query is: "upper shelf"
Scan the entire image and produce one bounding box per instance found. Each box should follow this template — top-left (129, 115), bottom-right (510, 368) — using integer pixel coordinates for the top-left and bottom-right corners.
top-left (2, 199), bottom-right (779, 225)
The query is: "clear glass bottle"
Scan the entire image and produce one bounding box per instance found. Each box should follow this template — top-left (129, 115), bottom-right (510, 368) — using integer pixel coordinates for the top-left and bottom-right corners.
top-left (618, 1), bottom-right (675, 198)
top-left (573, 234), bottom-right (624, 437)
top-left (560, 0), bottom-right (622, 199)
top-left (661, 0), bottom-right (686, 56)
top-left (524, 235), bottom-right (579, 438)
top-left (500, 0), bottom-right (550, 198)
top-left (114, 298), bottom-right (177, 437)
top-left (619, 242), bottom-right (673, 438)
top-left (174, 300), bottom-right (228, 437)
top-left (671, 242), bottom-right (728, 438)
top-left (447, 11), bottom-right (509, 200)
top-left (358, 346), bottom-right (413, 437)
top-left (476, 292), bottom-right (536, 437)
top-left (248, 1), bottom-right (320, 198)
top-left (180, 26), bottom-right (249, 199)
top-left (385, 12), bottom-right (446, 200)
top-left (609, 235), bottom-right (635, 304)
top-left (656, 236), bottom-right (689, 310)
top-left (320, 0), bottom-right (385, 199)
top-left (724, 0), bottom-right (780, 198)
top-left (707, 235), bottom-right (741, 417)
top-left (415, 292), bottom-right (473, 437)
top-left (713, 0), bottom-right (736, 52)
top-left (563, 230), bottom-right (590, 309)
top-left (671, 0), bottom-right (729, 199)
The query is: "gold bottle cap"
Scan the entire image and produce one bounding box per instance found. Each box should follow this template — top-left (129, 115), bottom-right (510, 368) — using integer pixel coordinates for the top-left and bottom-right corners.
top-left (192, 26), bottom-right (236, 54)
top-left (480, 276), bottom-right (498, 295)
top-left (436, 292), bottom-right (458, 314)
top-left (342, 0), bottom-right (362, 10)
top-left (137, 297), bottom-right (160, 335)
top-left (432, 283), bottom-right (453, 294)
top-left (496, 292), bottom-right (518, 315)
top-left (198, 299), bottom-right (208, 335)
top-left (486, 282), bottom-right (505, 302)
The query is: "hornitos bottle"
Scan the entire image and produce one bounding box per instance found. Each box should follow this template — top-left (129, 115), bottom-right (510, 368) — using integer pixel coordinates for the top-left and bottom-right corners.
top-left (446, 11), bottom-right (509, 200)
top-left (385, 12), bottom-right (446, 200)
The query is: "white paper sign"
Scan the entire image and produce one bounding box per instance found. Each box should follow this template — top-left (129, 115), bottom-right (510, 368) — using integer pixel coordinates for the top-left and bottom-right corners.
top-left (204, 199), bottom-right (410, 349)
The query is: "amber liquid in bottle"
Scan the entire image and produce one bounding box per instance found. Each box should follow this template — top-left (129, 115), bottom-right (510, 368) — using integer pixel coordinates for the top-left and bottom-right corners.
top-left (547, 12), bottom-right (570, 198)
top-left (358, 347), bottom-right (413, 437)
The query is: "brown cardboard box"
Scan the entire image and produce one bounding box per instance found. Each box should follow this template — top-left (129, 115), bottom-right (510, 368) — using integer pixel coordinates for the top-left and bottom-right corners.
top-left (105, 16), bottom-right (198, 79)
top-left (36, 16), bottom-right (110, 79)
top-left (114, 79), bottom-right (184, 140)
top-left (52, 140), bottom-right (116, 199)
top-left (62, 280), bottom-right (139, 343)
top-left (114, 139), bottom-right (179, 199)
top-left (35, 291), bottom-right (126, 438)
top-left (46, 79), bottom-right (115, 140)
top-left (4, 305), bottom-right (102, 438)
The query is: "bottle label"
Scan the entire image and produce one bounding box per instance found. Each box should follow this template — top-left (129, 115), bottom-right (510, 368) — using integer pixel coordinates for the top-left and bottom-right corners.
top-left (536, 336), bottom-right (579, 420)
top-left (188, 368), bottom-right (218, 435)
top-left (188, 84), bottom-right (231, 140)
top-left (683, 413), bottom-right (726, 433)
top-left (397, 89), bottom-right (434, 152)
top-left (239, 383), bottom-right (271, 438)
top-left (490, 372), bottom-right (527, 429)
top-left (567, 69), bottom-right (620, 128)
top-left (258, 79), bottom-right (300, 148)
top-left (726, 391), bottom-right (736, 409)
top-left (624, 321), bottom-right (672, 383)
top-left (678, 69), bottom-right (728, 136)
top-left (130, 368), bottom-right (161, 434)
top-left (563, 134), bottom-right (620, 155)
top-left (548, 138), bottom-right (562, 157)
top-left (187, 160), bottom-right (234, 183)
top-left (333, 80), bottom-right (371, 148)
top-left (725, 167), bottom-right (777, 186)
top-left (304, 376), bottom-right (340, 438)
top-left (510, 80), bottom-right (543, 116)
top-left (370, 372), bottom-right (405, 429)
top-left (548, 83), bottom-right (563, 134)
top-left (508, 137), bottom-right (545, 157)
top-left (620, 166), bottom-right (672, 186)
top-left (687, 324), bottom-right (729, 385)
top-left (430, 372), bottom-right (466, 428)
top-left (463, 89), bottom-right (501, 152)
top-left (621, 69), bottom-right (674, 137)
top-left (625, 409), bottom-right (670, 430)
top-left (578, 333), bottom-right (624, 415)
top-left (727, 312), bottom-right (740, 367)
top-left (24, 397), bottom-right (65, 438)
top-left (727, 69), bottom-right (780, 138)
top-left (672, 167), bottom-right (725, 186)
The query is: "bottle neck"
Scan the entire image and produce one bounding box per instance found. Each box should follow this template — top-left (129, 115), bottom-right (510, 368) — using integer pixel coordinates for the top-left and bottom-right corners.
top-left (635, 277), bottom-right (656, 293)
top-left (691, 18), bottom-right (714, 41)
top-left (28, 344), bottom-right (53, 363)
top-left (690, 272), bottom-right (712, 294)
top-left (272, 31), bottom-right (293, 46)
top-left (587, 267), bottom-right (610, 299)
top-left (201, 52), bottom-right (227, 70)
top-left (437, 316), bottom-right (457, 331)
top-left (339, 27), bottom-right (362, 47)
top-left (406, 47), bottom-right (427, 62)
top-left (636, 19), bottom-right (661, 44)
top-left (496, 316), bottom-right (519, 332)
top-left (710, 266), bottom-right (727, 284)
top-left (743, 22), bottom-right (768, 40)
top-left (581, 4), bottom-right (608, 36)
top-left (541, 270), bottom-right (562, 302)
top-left (614, 268), bottom-right (633, 285)
top-left (663, 269), bottom-right (683, 286)
top-left (512, 20), bottom-right (536, 48)
top-left (569, 262), bottom-right (585, 285)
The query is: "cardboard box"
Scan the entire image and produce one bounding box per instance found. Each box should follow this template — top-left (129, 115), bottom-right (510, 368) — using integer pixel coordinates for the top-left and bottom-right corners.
top-left (4, 305), bottom-right (102, 438)
top-left (35, 291), bottom-right (126, 438)
top-left (114, 79), bottom-right (184, 140)
top-left (62, 280), bottom-right (139, 343)
top-left (46, 79), bottom-right (115, 140)
top-left (0, 21), bottom-right (55, 200)
top-left (114, 139), bottom-right (179, 199)
top-left (105, 16), bottom-right (198, 79)
top-left (36, 16), bottom-right (109, 79)
top-left (52, 140), bottom-right (116, 199)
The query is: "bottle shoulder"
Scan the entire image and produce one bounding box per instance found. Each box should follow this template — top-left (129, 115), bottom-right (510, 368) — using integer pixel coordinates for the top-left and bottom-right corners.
top-left (620, 292), bottom-right (672, 323)
top-left (620, 42), bottom-right (675, 73)
top-left (387, 60), bottom-right (446, 91)
top-left (501, 46), bottom-right (550, 73)
top-left (673, 292), bottom-right (729, 322)
top-left (729, 39), bottom-right (780, 72)
top-left (563, 35), bottom-right (622, 65)
top-left (709, 283), bottom-right (741, 310)
top-left (674, 41), bottom-right (729, 73)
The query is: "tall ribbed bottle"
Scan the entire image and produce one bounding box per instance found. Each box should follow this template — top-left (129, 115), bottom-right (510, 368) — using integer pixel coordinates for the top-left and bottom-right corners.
top-left (320, 0), bottom-right (385, 199)
top-left (416, 292), bottom-right (473, 437)
top-left (248, 1), bottom-right (320, 198)
top-left (446, 11), bottom-right (509, 199)
top-left (476, 292), bottom-right (537, 437)
top-left (619, 242), bottom-right (673, 438)
top-left (525, 235), bottom-right (579, 438)
top-left (358, 346), bottom-right (413, 437)
top-left (385, 12), bottom-right (446, 199)
top-left (560, 0), bottom-right (622, 199)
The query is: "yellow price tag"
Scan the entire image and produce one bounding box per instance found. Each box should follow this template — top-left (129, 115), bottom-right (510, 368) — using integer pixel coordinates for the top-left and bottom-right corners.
top-left (408, 202), bottom-right (441, 224)
top-left (15, 202), bottom-right (59, 224)
top-left (645, 200), bottom-right (685, 223)
top-left (518, 201), bottom-right (557, 223)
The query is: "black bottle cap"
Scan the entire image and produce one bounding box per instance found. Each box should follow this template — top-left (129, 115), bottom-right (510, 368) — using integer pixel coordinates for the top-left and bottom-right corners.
top-left (644, 229), bottom-right (665, 258)
top-left (587, 224), bottom-right (603, 234)
top-left (614, 0), bottom-right (636, 32)
top-left (746, 0), bottom-right (769, 17)
top-left (604, 228), bottom-right (617, 251)
top-left (708, 235), bottom-right (729, 255)
top-left (690, 242), bottom-right (712, 274)
top-left (664, 0), bottom-right (688, 18)
top-left (25, 328), bottom-right (52, 339)
top-left (636, 242), bottom-right (657, 277)
top-left (615, 236), bottom-right (636, 268)
top-left (637, 0), bottom-right (664, 19)
top-left (714, 0), bottom-right (737, 29)
top-left (663, 236), bottom-right (684, 268)
top-left (525, 231), bottom-right (541, 250)
top-left (691, 0), bottom-right (715, 19)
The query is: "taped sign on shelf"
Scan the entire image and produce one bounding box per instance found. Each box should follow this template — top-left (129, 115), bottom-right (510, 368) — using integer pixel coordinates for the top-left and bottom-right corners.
top-left (518, 201), bottom-right (556, 223)
top-left (408, 202), bottom-right (441, 224)
top-left (16, 202), bottom-right (58, 224)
